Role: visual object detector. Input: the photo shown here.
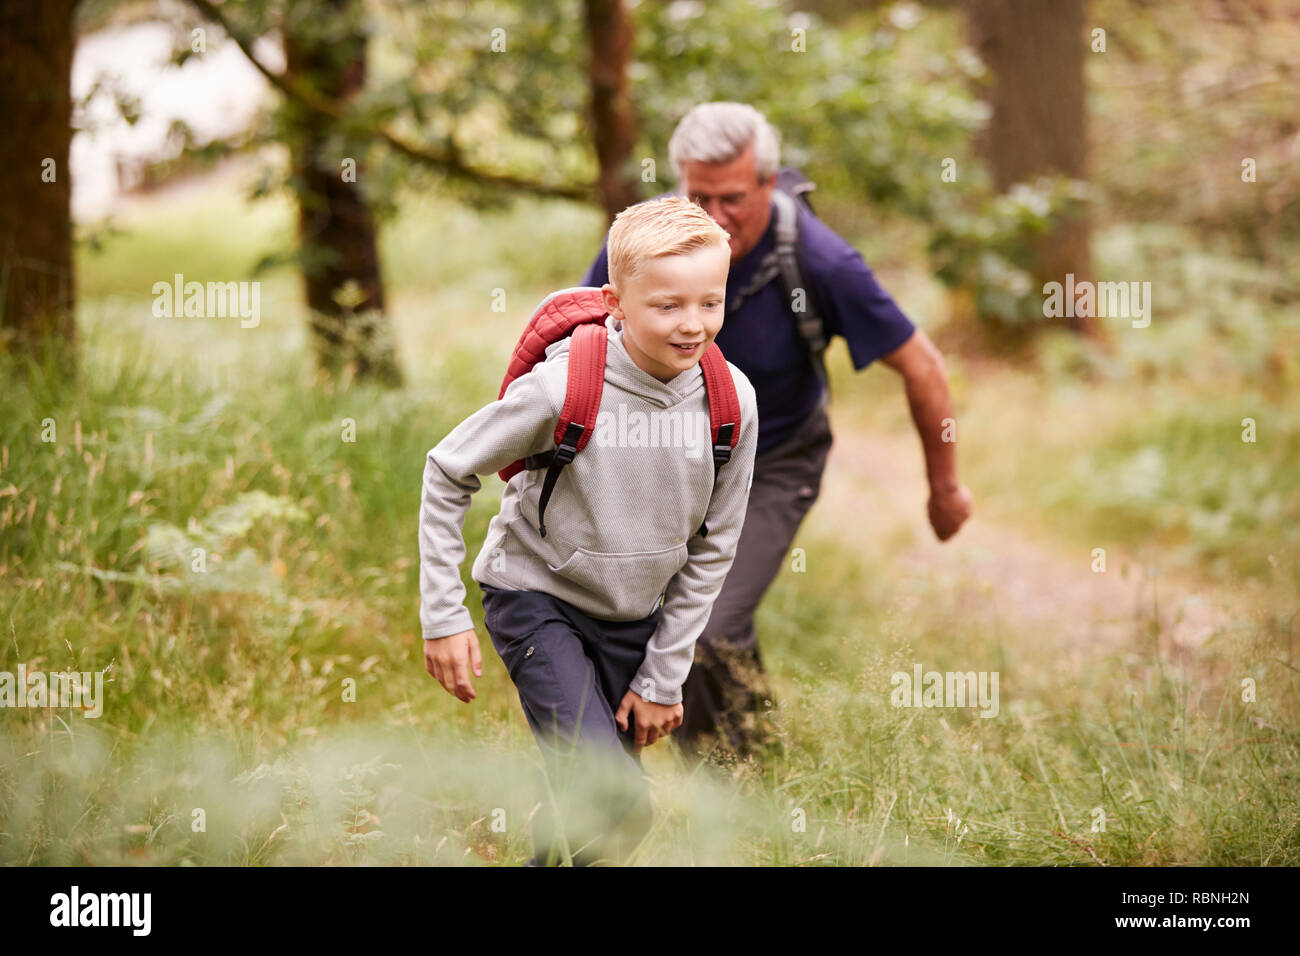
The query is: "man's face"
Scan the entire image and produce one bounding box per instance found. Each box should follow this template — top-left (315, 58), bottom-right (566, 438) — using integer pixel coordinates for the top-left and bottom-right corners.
top-left (602, 241), bottom-right (730, 384)
top-left (679, 143), bottom-right (776, 262)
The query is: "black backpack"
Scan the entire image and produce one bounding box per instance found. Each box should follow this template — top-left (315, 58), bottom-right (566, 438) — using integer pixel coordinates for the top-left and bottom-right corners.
top-left (726, 166), bottom-right (831, 398)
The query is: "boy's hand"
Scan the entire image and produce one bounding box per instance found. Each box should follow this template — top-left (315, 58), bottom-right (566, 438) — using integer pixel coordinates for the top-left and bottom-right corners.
top-left (614, 690), bottom-right (683, 754)
top-left (424, 629), bottom-right (483, 703)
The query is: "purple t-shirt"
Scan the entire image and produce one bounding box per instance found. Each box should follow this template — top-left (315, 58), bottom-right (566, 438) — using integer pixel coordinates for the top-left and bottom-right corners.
top-left (580, 197), bottom-right (917, 455)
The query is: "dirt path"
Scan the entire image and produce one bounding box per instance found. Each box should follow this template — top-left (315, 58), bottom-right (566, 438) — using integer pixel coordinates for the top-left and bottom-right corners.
top-left (807, 424), bottom-right (1237, 668)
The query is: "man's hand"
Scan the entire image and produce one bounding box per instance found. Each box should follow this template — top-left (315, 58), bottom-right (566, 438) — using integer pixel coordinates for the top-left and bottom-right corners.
top-left (424, 629), bottom-right (483, 702)
top-left (614, 689), bottom-right (683, 754)
top-left (881, 330), bottom-right (971, 542)
top-left (928, 481), bottom-right (973, 541)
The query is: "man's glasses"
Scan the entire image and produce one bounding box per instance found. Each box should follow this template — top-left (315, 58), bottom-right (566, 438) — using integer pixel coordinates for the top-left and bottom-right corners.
top-left (685, 189), bottom-right (754, 215)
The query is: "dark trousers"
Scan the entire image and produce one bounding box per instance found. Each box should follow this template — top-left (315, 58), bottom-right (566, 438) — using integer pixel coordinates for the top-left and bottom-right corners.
top-left (676, 404), bottom-right (833, 761)
top-left (479, 583), bottom-right (659, 865)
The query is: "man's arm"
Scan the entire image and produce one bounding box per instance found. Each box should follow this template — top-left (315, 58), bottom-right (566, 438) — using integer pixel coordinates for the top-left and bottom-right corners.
top-left (879, 328), bottom-right (972, 541)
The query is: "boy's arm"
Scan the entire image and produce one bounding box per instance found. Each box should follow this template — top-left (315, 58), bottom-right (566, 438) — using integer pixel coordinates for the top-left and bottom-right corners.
top-left (628, 374), bottom-right (760, 705)
top-left (419, 370), bottom-right (559, 641)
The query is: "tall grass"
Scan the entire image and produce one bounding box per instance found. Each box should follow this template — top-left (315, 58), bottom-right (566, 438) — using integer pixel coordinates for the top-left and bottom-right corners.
top-left (1, 177), bottom-right (1296, 865)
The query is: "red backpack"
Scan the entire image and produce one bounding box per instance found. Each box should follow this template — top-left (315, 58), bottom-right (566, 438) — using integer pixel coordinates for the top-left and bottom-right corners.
top-left (497, 287), bottom-right (743, 540)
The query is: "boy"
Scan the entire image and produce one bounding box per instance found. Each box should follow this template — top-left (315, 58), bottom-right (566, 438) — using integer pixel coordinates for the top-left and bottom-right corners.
top-left (418, 196), bottom-right (759, 865)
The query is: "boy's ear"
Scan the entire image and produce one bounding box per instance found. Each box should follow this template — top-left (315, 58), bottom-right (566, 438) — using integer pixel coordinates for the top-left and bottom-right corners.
top-left (601, 282), bottom-right (623, 319)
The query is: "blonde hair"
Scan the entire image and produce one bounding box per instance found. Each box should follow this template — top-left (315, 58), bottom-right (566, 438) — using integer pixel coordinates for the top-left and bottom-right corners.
top-left (606, 195), bottom-right (730, 290)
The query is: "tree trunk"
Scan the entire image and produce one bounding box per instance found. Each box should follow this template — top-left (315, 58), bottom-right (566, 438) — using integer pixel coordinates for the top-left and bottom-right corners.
top-left (968, 0), bottom-right (1095, 335)
top-left (283, 0), bottom-right (400, 385)
top-left (0, 0), bottom-right (79, 373)
top-left (583, 0), bottom-right (639, 223)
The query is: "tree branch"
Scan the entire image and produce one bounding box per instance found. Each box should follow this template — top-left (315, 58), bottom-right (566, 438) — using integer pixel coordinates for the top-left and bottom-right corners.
top-left (187, 0), bottom-right (595, 202)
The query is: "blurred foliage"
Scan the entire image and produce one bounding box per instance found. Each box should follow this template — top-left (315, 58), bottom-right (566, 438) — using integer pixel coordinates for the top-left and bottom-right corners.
top-left (1088, 0), bottom-right (1300, 266)
top-left (626, 0), bottom-right (1086, 326)
top-left (76, 0), bottom-right (1086, 331)
top-left (417, 0), bottom-right (1091, 329)
top-left (72, 0), bottom-right (1300, 333)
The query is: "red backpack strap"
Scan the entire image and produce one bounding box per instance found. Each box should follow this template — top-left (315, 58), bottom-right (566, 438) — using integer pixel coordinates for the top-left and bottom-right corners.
top-left (497, 287), bottom-right (607, 483)
top-left (695, 343), bottom-right (743, 538)
top-left (534, 322), bottom-right (607, 538)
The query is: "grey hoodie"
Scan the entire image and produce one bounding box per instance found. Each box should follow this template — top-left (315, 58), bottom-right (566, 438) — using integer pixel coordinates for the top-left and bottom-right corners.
top-left (418, 310), bottom-right (758, 705)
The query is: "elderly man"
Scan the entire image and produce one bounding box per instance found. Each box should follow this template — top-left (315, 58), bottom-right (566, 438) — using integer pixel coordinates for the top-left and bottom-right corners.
top-left (579, 102), bottom-right (972, 763)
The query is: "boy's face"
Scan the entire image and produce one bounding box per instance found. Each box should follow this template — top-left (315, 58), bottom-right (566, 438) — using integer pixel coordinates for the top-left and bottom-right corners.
top-left (602, 241), bottom-right (730, 384)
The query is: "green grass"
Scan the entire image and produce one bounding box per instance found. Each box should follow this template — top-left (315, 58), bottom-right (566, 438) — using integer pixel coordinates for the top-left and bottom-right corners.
top-left (1, 176), bottom-right (1296, 865)
top-left (753, 537), bottom-right (1300, 865)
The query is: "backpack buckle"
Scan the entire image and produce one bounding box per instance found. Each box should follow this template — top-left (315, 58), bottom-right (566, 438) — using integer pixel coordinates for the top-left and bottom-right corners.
top-left (713, 422), bottom-right (735, 463)
top-left (552, 421), bottom-right (584, 464)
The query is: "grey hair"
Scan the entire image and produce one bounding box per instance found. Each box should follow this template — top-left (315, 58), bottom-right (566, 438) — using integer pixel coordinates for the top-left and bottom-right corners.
top-left (667, 102), bottom-right (781, 183)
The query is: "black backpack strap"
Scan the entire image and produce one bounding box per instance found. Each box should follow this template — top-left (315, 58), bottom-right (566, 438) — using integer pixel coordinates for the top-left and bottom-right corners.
top-left (771, 190), bottom-right (830, 401)
top-left (726, 253), bottom-right (782, 317)
top-left (536, 421), bottom-right (583, 539)
top-left (696, 421), bottom-right (734, 539)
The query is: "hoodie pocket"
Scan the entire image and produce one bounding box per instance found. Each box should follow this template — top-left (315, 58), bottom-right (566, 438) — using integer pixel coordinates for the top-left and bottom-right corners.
top-left (547, 542), bottom-right (689, 616)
